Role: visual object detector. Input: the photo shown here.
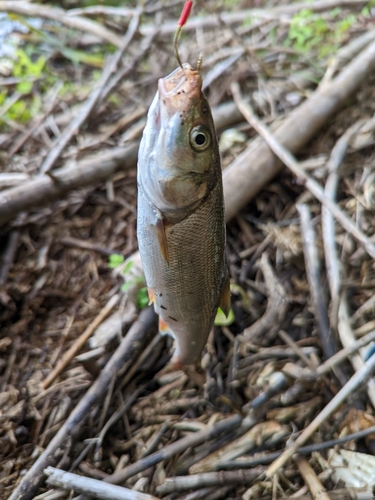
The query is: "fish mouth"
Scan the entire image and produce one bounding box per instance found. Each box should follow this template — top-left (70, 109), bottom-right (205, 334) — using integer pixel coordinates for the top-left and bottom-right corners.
top-left (158, 63), bottom-right (202, 117)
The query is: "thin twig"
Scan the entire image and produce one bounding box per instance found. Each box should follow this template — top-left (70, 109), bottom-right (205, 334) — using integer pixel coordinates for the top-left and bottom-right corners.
top-left (219, 424), bottom-right (375, 469)
top-left (277, 330), bottom-right (317, 371)
top-left (338, 297), bottom-right (375, 409)
top-left (60, 237), bottom-right (122, 257)
top-left (322, 122), bottom-right (362, 329)
top-left (97, 24), bottom-right (159, 109)
top-left (267, 351), bottom-right (375, 477)
top-left (0, 213), bottom-right (25, 285)
top-left (321, 27), bottom-right (375, 84)
top-left (292, 490), bottom-right (373, 500)
top-left (156, 468), bottom-right (266, 495)
top-left (8, 82), bottom-right (63, 157)
top-left (312, 328), bottom-right (375, 379)
top-left (118, 333), bottom-right (163, 390)
top-left (94, 387), bottom-right (143, 460)
top-left (0, 1), bottom-right (123, 47)
top-left (189, 421), bottom-right (289, 475)
top-left (297, 203), bottom-right (337, 360)
top-left (42, 294), bottom-right (120, 389)
top-left (243, 253), bottom-right (289, 342)
top-left (230, 81), bottom-right (375, 259)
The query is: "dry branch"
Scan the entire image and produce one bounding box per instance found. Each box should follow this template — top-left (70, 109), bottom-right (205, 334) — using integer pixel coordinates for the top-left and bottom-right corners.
top-left (309, 328), bottom-right (375, 379)
top-left (9, 307), bottom-right (157, 500)
top-left (292, 490), bottom-right (373, 500)
top-left (155, 469), bottom-right (265, 495)
top-left (296, 457), bottom-right (331, 500)
top-left (321, 124), bottom-right (360, 329)
top-left (0, 144), bottom-right (139, 226)
top-left (267, 351), bottom-right (375, 477)
top-left (297, 204), bottom-right (335, 359)
top-left (243, 253), bottom-right (289, 342)
top-left (0, 1), bottom-right (123, 47)
top-left (42, 294), bottom-right (119, 389)
top-left (338, 298), bottom-right (375, 409)
top-left (44, 467), bottom-right (158, 500)
top-left (189, 421), bottom-right (288, 474)
top-left (0, 213), bottom-right (25, 284)
top-left (54, 468), bottom-right (154, 499)
top-left (224, 39), bottom-right (375, 221)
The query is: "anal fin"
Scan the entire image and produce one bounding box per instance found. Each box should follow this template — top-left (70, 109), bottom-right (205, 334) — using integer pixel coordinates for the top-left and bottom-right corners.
top-left (159, 316), bottom-right (175, 338)
top-left (219, 274), bottom-right (231, 317)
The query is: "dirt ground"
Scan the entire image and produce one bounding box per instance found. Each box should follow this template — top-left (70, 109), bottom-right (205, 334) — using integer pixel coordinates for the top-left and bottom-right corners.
top-left (1, 1), bottom-right (375, 499)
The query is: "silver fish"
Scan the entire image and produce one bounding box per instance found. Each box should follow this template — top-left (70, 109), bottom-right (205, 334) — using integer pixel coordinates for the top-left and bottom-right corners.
top-left (137, 63), bottom-right (230, 367)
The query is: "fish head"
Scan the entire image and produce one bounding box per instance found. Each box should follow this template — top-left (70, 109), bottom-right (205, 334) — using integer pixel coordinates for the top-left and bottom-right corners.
top-left (138, 64), bottom-right (219, 217)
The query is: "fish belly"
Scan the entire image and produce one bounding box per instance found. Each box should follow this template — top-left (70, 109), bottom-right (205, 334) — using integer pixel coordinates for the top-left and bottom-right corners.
top-left (137, 180), bottom-right (226, 365)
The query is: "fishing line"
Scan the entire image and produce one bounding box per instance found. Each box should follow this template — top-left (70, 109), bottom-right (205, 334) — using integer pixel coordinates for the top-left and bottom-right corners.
top-left (174, 0), bottom-right (193, 69)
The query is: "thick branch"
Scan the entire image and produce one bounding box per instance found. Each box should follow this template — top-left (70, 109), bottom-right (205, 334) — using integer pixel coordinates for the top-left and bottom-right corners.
top-left (223, 38), bottom-right (375, 220)
top-left (0, 144), bottom-right (138, 226)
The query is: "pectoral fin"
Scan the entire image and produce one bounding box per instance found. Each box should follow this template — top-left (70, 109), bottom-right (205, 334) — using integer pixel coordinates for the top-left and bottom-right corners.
top-left (148, 287), bottom-right (156, 305)
top-left (154, 218), bottom-right (169, 264)
top-left (219, 274), bottom-right (231, 317)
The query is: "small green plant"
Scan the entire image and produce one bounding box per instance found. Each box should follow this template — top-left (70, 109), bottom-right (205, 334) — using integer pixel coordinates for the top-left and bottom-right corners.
top-left (108, 254), bottom-right (149, 310)
top-left (134, 287), bottom-right (149, 310)
top-left (287, 9), bottom-right (328, 53)
top-left (286, 8), bottom-right (356, 58)
top-left (362, 0), bottom-right (375, 16)
top-left (13, 48), bottom-right (46, 94)
top-left (214, 307), bottom-right (235, 326)
top-left (108, 253), bottom-right (125, 268)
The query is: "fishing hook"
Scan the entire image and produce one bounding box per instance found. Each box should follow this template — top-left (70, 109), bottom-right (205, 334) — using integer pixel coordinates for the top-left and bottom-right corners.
top-left (174, 25), bottom-right (184, 70)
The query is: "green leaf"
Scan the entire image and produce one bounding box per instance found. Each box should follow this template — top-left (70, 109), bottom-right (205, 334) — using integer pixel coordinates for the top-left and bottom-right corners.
top-left (122, 260), bottom-right (134, 275)
top-left (120, 281), bottom-right (132, 293)
top-left (136, 287), bottom-right (149, 310)
top-left (59, 47), bottom-right (104, 68)
top-left (16, 81), bottom-right (33, 95)
top-left (108, 253), bottom-right (124, 268)
top-left (214, 307), bottom-right (235, 326)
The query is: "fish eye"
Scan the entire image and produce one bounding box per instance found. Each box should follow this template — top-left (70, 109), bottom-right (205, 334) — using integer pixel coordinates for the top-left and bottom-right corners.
top-left (190, 126), bottom-right (211, 152)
